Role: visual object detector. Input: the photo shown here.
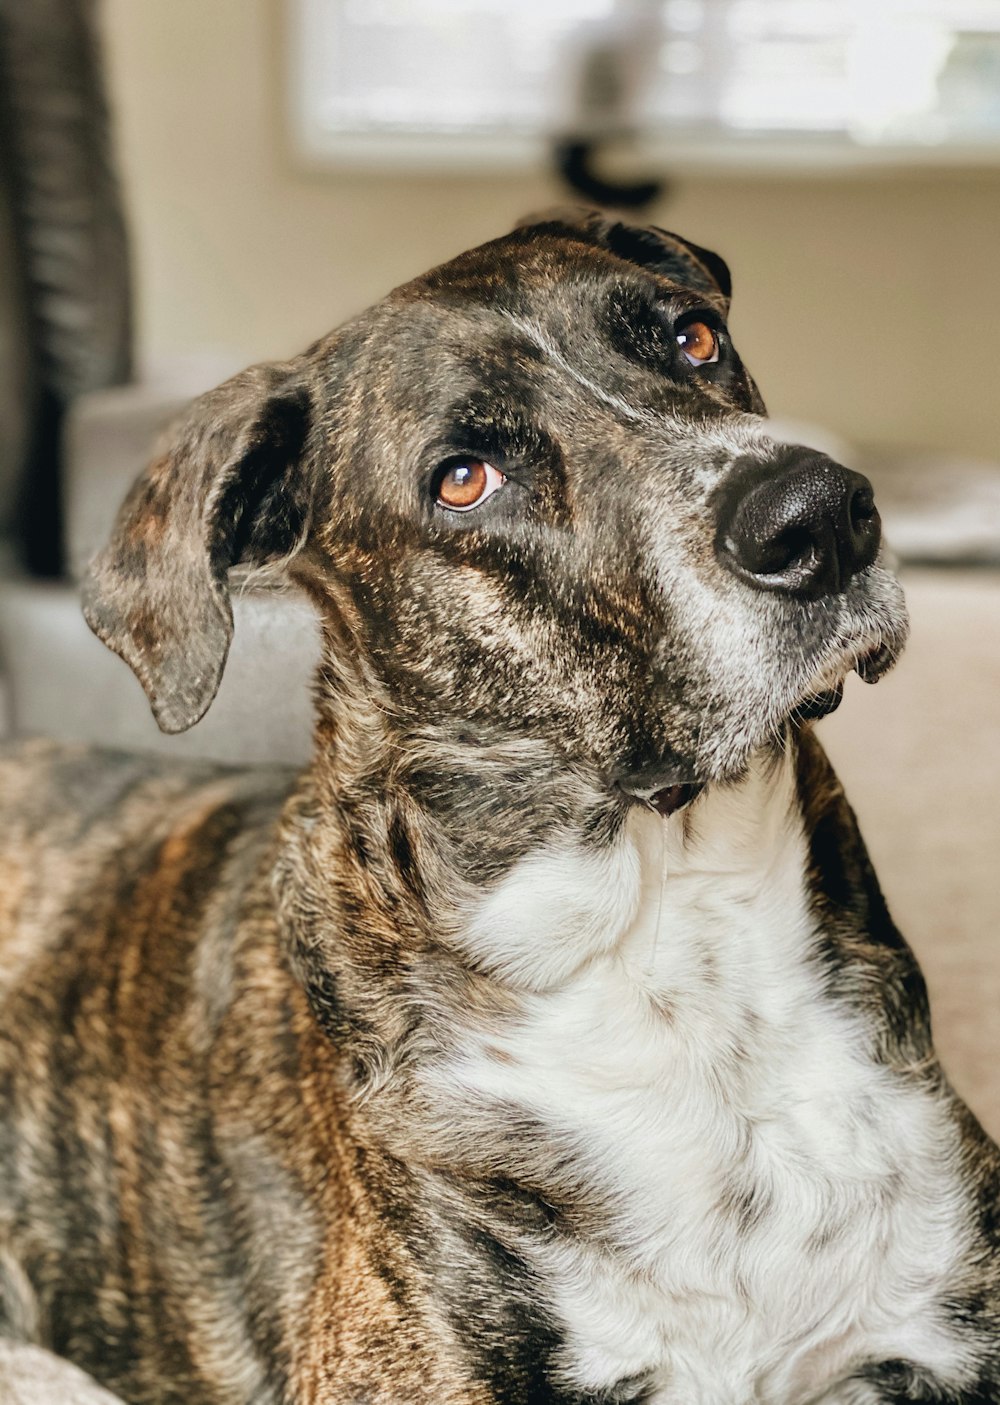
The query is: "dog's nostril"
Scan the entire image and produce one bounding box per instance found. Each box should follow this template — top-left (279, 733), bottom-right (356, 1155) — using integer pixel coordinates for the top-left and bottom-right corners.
top-left (758, 525), bottom-right (817, 576)
top-left (850, 485), bottom-right (876, 527)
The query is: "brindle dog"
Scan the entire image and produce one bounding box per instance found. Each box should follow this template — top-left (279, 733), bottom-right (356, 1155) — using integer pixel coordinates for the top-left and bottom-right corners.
top-left (1, 209), bottom-right (998, 1405)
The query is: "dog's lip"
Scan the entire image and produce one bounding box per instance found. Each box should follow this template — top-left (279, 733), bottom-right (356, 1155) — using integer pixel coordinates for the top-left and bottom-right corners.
top-left (644, 782), bottom-right (704, 817)
top-left (853, 641), bottom-right (895, 684)
top-left (791, 682), bottom-right (844, 723)
top-left (615, 773), bottom-right (704, 816)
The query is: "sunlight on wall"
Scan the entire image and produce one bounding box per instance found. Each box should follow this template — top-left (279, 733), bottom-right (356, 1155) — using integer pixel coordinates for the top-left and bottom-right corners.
top-left (100, 0), bottom-right (1000, 460)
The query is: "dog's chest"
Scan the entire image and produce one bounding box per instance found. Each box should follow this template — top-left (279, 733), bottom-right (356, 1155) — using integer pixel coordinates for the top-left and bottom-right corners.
top-left (439, 765), bottom-right (967, 1403)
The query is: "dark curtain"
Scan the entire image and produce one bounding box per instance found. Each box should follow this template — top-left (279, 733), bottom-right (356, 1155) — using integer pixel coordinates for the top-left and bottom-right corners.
top-left (0, 0), bottom-right (132, 576)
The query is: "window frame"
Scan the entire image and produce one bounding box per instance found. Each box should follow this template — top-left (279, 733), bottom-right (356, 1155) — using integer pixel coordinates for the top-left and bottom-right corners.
top-left (284, 0), bottom-right (1000, 175)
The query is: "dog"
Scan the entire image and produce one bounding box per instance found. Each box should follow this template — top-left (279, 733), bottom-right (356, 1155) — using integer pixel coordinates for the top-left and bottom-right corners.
top-left (1, 206), bottom-right (998, 1405)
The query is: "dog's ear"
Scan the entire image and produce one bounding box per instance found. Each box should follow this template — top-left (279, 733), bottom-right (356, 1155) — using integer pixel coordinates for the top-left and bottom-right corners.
top-left (515, 205), bottom-right (731, 309)
top-left (82, 359), bottom-right (316, 734)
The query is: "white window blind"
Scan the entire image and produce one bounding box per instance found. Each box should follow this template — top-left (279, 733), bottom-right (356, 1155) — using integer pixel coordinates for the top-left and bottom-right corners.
top-left (287, 0), bottom-right (1000, 168)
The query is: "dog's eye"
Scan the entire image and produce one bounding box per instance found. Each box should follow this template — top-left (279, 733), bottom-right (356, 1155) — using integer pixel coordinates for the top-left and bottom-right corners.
top-left (435, 459), bottom-right (507, 512)
top-left (676, 321), bottom-right (719, 367)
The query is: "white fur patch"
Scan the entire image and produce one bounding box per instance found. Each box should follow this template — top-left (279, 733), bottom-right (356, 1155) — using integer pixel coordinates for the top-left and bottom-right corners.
top-left (433, 752), bottom-right (973, 1404)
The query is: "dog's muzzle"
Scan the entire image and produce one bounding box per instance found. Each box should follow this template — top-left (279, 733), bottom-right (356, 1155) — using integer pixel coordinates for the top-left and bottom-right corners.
top-left (715, 452), bottom-right (881, 598)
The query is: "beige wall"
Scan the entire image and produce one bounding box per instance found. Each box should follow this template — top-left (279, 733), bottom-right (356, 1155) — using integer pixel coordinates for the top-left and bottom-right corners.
top-left (101, 0), bottom-right (1000, 459)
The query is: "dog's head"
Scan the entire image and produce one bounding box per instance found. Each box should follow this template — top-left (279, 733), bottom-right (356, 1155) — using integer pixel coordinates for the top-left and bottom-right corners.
top-left (84, 208), bottom-right (906, 804)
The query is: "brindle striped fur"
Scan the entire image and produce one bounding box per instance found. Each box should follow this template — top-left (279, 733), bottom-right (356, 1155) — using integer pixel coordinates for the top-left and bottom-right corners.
top-left (1, 210), bottom-right (998, 1403)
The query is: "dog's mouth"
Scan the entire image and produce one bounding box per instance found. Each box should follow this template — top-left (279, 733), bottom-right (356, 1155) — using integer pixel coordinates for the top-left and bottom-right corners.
top-left (617, 767), bottom-right (704, 816)
top-left (854, 640), bottom-right (897, 684)
top-left (644, 782), bottom-right (704, 817)
top-left (790, 685), bottom-right (844, 722)
top-left (790, 637), bottom-right (897, 725)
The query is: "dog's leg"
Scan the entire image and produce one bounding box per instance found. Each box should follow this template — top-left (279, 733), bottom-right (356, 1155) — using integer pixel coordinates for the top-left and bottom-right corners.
top-left (0, 1341), bottom-right (128, 1405)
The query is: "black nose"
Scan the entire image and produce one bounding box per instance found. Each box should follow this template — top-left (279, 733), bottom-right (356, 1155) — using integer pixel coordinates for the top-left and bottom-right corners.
top-left (716, 453), bottom-right (881, 598)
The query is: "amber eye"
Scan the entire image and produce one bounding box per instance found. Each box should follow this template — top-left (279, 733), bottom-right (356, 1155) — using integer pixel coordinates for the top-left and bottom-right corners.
top-left (676, 320), bottom-right (720, 367)
top-left (435, 458), bottom-right (507, 512)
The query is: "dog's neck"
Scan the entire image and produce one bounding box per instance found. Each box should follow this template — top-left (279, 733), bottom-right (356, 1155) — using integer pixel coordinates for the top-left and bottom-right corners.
top-left (277, 686), bottom-right (812, 1117)
top-left (445, 745), bottom-right (801, 996)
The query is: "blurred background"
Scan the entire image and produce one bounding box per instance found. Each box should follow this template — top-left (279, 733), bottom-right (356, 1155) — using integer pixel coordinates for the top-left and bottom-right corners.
top-left (0, 0), bottom-right (998, 1126)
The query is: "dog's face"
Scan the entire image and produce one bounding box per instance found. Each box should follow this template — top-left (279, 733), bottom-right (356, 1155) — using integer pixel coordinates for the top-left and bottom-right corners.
top-left (84, 208), bottom-right (907, 799)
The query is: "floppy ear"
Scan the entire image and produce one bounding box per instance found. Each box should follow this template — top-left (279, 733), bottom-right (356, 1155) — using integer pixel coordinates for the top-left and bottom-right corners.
top-left (515, 205), bottom-right (732, 310)
top-left (82, 359), bottom-right (315, 734)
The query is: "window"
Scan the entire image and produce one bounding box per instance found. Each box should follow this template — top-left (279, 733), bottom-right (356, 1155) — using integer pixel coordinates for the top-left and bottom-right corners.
top-left (287, 0), bottom-right (1000, 169)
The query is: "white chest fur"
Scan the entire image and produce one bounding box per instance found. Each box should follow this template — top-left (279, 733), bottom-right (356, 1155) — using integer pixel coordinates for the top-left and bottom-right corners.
top-left (438, 754), bottom-right (970, 1404)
